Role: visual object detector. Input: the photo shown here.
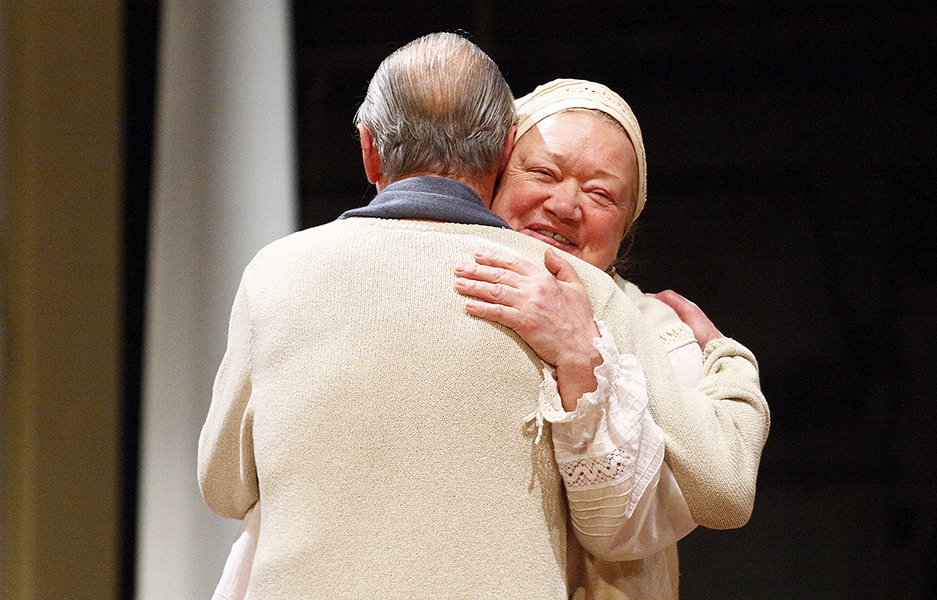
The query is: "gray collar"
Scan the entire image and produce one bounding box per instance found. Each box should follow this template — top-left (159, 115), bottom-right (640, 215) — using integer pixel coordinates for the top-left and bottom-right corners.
top-left (338, 176), bottom-right (510, 229)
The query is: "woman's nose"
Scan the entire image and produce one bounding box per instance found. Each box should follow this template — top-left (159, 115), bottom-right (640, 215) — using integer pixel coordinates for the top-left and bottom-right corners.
top-left (542, 185), bottom-right (581, 222)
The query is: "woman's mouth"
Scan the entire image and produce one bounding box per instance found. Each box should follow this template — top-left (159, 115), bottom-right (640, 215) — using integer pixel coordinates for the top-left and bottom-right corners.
top-left (534, 229), bottom-right (573, 245)
top-left (523, 226), bottom-right (576, 251)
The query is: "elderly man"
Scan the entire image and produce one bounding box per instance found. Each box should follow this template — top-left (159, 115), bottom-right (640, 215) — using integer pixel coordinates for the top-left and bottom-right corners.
top-left (199, 33), bottom-right (696, 599)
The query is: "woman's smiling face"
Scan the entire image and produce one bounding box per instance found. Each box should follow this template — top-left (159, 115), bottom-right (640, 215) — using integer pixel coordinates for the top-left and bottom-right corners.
top-left (492, 110), bottom-right (638, 271)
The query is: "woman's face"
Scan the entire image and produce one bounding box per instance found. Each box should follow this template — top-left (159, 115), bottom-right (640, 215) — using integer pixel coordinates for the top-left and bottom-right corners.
top-left (492, 110), bottom-right (638, 271)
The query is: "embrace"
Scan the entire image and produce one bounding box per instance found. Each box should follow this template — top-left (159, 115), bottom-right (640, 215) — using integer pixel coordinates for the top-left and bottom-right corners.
top-left (198, 32), bottom-right (769, 600)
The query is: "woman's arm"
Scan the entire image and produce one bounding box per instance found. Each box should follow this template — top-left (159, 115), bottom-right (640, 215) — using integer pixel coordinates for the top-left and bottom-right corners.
top-left (621, 281), bottom-right (769, 529)
top-left (212, 502), bottom-right (260, 600)
top-left (536, 321), bottom-right (696, 560)
top-left (455, 248), bottom-right (769, 531)
top-left (651, 335), bottom-right (768, 529)
top-left (455, 248), bottom-right (696, 560)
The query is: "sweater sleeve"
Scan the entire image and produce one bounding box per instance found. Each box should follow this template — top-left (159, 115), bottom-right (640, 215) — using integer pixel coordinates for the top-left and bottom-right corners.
top-left (619, 280), bottom-right (770, 530)
top-left (198, 272), bottom-right (260, 520)
top-left (537, 322), bottom-right (696, 561)
top-left (661, 336), bottom-right (769, 529)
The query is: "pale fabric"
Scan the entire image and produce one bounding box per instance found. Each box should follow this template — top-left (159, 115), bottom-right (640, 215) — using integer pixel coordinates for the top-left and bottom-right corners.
top-left (617, 276), bottom-right (704, 387)
top-left (567, 276), bottom-right (769, 599)
top-left (209, 320), bottom-right (695, 598)
top-left (138, 1), bottom-right (296, 599)
top-left (198, 218), bottom-right (685, 599)
top-left (643, 333), bottom-right (768, 529)
top-left (665, 345), bottom-right (705, 389)
top-left (205, 260), bottom-right (765, 599)
top-left (211, 503), bottom-right (260, 600)
top-left (200, 218), bottom-right (768, 598)
top-left (536, 322), bottom-right (695, 560)
top-left (514, 79), bottom-right (648, 222)
top-left (613, 258), bottom-right (766, 531)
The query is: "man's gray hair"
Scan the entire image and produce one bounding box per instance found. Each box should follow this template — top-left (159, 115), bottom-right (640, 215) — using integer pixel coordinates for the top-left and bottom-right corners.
top-left (355, 32), bottom-right (515, 181)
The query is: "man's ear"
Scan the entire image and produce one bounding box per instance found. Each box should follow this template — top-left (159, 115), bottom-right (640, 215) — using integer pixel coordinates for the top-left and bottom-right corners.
top-left (499, 125), bottom-right (516, 175)
top-left (357, 123), bottom-right (383, 186)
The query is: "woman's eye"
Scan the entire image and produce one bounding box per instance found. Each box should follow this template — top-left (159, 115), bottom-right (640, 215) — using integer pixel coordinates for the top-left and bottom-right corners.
top-left (530, 167), bottom-right (555, 180)
top-left (589, 190), bottom-right (613, 203)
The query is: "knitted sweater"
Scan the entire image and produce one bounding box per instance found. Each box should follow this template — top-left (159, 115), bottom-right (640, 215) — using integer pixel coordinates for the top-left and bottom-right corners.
top-left (198, 217), bottom-right (679, 599)
top-left (567, 281), bottom-right (769, 599)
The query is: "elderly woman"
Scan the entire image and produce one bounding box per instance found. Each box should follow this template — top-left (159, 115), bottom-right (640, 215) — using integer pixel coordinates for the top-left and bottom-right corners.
top-left (212, 80), bottom-right (768, 600)
top-left (456, 79), bottom-right (769, 598)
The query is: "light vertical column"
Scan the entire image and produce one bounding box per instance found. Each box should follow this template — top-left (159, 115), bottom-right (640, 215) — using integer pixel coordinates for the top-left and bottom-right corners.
top-left (137, 2), bottom-right (297, 598)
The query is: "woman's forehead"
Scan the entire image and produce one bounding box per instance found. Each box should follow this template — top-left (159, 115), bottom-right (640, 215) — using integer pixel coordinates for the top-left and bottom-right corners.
top-left (517, 112), bottom-right (636, 175)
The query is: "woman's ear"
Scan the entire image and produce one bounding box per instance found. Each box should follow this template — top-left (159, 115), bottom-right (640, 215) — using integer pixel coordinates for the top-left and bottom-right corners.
top-left (356, 123), bottom-right (383, 186)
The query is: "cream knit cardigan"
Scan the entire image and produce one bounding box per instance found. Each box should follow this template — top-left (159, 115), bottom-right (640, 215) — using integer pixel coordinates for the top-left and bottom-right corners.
top-left (567, 287), bottom-right (768, 599)
top-left (524, 276), bottom-right (767, 600)
top-left (199, 217), bottom-right (768, 599)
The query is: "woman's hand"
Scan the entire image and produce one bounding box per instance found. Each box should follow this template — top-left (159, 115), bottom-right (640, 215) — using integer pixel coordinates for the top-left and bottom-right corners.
top-left (651, 290), bottom-right (725, 348)
top-left (454, 248), bottom-right (601, 410)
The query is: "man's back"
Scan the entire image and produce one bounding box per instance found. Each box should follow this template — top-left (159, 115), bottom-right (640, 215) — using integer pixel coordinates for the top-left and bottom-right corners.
top-left (199, 217), bottom-right (641, 598)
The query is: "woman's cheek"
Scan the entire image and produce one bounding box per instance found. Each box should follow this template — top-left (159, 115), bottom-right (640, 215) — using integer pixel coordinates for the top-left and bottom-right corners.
top-left (518, 181), bottom-right (552, 212)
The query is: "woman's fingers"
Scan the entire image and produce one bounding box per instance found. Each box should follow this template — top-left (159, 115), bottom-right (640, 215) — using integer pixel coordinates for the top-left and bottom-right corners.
top-left (454, 259), bottom-right (521, 287)
top-left (471, 248), bottom-right (538, 276)
top-left (454, 276), bottom-right (519, 306)
top-left (653, 289), bottom-right (702, 324)
top-left (454, 247), bottom-right (602, 379)
top-left (463, 298), bottom-right (521, 330)
top-left (652, 289), bottom-right (724, 346)
top-left (543, 248), bottom-right (583, 286)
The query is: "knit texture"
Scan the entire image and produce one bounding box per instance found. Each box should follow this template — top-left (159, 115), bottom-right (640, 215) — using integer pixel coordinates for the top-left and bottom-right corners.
top-left (615, 276), bottom-right (769, 528)
top-left (566, 280), bottom-right (770, 599)
top-left (199, 217), bottom-right (662, 599)
top-left (199, 217), bottom-right (769, 599)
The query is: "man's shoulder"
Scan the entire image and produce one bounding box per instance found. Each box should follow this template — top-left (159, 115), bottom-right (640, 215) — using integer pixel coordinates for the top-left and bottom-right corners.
top-left (243, 218), bottom-right (513, 275)
top-left (248, 219), bottom-right (363, 260)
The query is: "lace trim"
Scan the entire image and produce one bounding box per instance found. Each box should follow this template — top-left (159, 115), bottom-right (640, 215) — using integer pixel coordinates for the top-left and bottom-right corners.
top-left (531, 319), bottom-right (621, 427)
top-left (558, 447), bottom-right (636, 488)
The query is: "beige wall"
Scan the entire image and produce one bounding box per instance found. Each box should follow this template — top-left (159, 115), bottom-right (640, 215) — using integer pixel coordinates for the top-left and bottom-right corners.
top-left (1, 2), bottom-right (123, 599)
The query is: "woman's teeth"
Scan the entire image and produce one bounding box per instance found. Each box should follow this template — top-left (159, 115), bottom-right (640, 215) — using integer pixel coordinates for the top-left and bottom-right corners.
top-left (536, 230), bottom-right (572, 245)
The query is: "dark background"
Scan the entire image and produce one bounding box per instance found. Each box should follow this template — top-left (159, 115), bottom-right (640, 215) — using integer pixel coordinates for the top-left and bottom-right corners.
top-left (288, 2), bottom-right (936, 597)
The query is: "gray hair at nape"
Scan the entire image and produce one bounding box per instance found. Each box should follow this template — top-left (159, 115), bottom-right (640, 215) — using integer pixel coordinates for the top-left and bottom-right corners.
top-left (354, 32), bottom-right (515, 182)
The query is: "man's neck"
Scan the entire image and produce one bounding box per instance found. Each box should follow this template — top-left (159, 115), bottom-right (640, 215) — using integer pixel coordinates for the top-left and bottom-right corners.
top-left (378, 173), bottom-right (497, 207)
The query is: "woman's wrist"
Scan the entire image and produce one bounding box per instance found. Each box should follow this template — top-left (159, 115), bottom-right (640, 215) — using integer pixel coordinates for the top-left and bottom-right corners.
top-left (554, 342), bottom-right (602, 411)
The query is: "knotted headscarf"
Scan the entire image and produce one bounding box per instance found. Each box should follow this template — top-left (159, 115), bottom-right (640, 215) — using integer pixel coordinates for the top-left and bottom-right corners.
top-left (514, 79), bottom-right (647, 222)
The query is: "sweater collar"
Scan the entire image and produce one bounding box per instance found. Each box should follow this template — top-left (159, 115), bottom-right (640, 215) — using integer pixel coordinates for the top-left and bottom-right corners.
top-left (338, 176), bottom-right (510, 229)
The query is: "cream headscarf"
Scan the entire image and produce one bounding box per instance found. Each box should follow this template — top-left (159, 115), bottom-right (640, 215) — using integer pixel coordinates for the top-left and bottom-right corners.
top-left (514, 79), bottom-right (647, 222)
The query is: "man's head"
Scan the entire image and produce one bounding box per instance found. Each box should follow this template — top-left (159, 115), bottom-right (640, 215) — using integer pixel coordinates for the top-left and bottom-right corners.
top-left (355, 33), bottom-right (515, 195)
